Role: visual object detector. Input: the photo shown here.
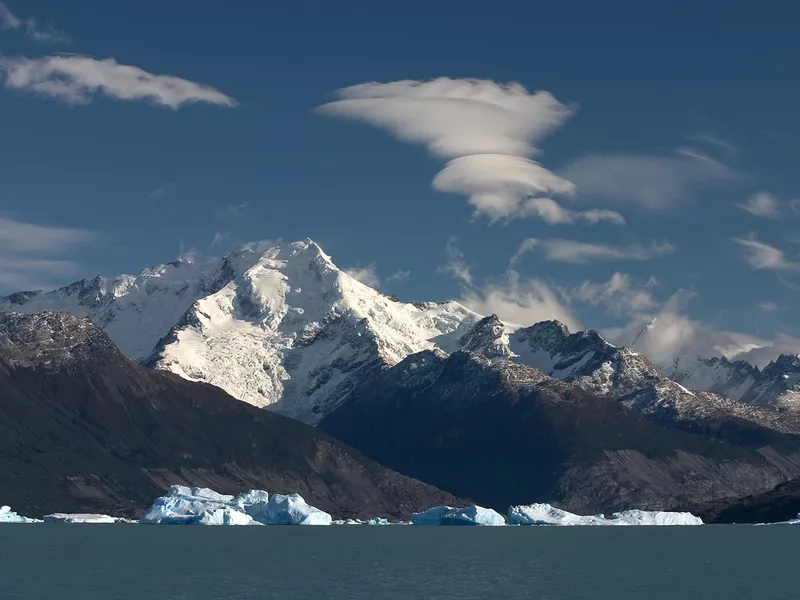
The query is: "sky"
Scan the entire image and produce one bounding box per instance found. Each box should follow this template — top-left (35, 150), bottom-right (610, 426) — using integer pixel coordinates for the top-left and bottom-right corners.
top-left (2, 0), bottom-right (800, 366)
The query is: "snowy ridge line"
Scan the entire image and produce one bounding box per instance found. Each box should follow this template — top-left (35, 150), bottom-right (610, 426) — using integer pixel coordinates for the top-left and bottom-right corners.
top-left (2, 237), bottom-right (799, 429)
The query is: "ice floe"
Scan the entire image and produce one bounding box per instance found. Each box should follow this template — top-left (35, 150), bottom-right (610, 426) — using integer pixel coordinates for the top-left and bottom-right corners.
top-left (412, 505), bottom-right (506, 526)
top-left (0, 505), bottom-right (41, 524)
top-left (43, 513), bottom-right (121, 524)
top-left (508, 503), bottom-right (703, 526)
top-left (140, 486), bottom-right (331, 525)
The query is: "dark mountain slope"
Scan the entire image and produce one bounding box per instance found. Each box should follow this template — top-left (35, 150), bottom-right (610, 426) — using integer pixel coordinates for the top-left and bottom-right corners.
top-left (690, 478), bottom-right (800, 524)
top-left (0, 312), bottom-right (461, 519)
top-left (320, 350), bottom-right (800, 514)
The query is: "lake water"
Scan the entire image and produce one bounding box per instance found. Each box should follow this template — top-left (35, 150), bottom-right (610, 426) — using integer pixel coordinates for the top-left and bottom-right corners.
top-left (0, 525), bottom-right (797, 599)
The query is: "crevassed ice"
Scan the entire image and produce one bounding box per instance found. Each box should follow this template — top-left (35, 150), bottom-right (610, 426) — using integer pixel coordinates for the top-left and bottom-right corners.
top-left (140, 485), bottom-right (332, 526)
top-left (508, 503), bottom-right (703, 526)
top-left (411, 505), bottom-right (506, 526)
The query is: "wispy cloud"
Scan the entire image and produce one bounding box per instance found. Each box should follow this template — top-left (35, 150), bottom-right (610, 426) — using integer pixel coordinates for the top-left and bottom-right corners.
top-left (511, 237), bottom-right (675, 264)
top-left (441, 236), bottom-right (473, 284)
top-left (211, 232), bottom-right (230, 247)
top-left (226, 203), bottom-right (248, 217)
top-left (441, 238), bottom-right (579, 328)
top-left (730, 236), bottom-right (800, 272)
top-left (318, 78), bottom-right (618, 224)
top-left (0, 1), bottom-right (70, 44)
top-left (758, 301), bottom-right (780, 313)
top-left (344, 263), bottom-right (381, 288)
top-left (387, 270), bottom-right (411, 284)
top-left (686, 132), bottom-right (738, 157)
top-left (738, 191), bottom-right (781, 218)
top-left (571, 273), bottom-right (659, 316)
top-left (560, 150), bottom-right (733, 210)
top-left (0, 55), bottom-right (237, 109)
top-left (0, 216), bottom-right (95, 292)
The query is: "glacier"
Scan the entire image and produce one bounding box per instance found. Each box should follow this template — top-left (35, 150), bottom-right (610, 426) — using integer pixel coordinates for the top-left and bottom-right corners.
top-left (412, 505), bottom-right (506, 526)
top-left (0, 505), bottom-right (41, 524)
top-left (508, 503), bottom-right (703, 526)
top-left (140, 485), bottom-right (331, 525)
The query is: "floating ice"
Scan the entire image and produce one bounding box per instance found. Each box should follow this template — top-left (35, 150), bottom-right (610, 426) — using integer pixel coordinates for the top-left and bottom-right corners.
top-left (140, 486), bottom-right (330, 525)
top-left (260, 494), bottom-right (332, 526)
top-left (0, 505), bottom-right (40, 524)
top-left (508, 503), bottom-right (703, 526)
top-left (608, 509), bottom-right (703, 526)
top-left (43, 513), bottom-right (119, 524)
top-left (412, 505), bottom-right (506, 526)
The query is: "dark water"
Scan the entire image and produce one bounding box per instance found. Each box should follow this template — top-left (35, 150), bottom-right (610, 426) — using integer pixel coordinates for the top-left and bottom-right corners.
top-left (0, 525), bottom-right (797, 599)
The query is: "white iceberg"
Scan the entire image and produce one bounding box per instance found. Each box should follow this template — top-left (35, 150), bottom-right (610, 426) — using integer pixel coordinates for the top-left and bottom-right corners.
top-left (412, 505), bottom-right (506, 526)
top-left (141, 486), bottom-right (238, 525)
top-left (411, 506), bottom-right (456, 526)
top-left (259, 494), bottom-right (332, 526)
top-left (508, 503), bottom-right (703, 526)
top-left (0, 505), bottom-right (41, 524)
top-left (508, 504), bottom-right (607, 526)
top-left (43, 513), bottom-right (119, 524)
top-left (140, 486), bottom-right (331, 525)
top-left (608, 509), bottom-right (703, 526)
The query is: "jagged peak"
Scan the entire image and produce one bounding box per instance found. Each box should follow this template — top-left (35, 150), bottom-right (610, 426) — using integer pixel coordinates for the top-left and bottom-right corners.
top-left (516, 320), bottom-right (570, 352)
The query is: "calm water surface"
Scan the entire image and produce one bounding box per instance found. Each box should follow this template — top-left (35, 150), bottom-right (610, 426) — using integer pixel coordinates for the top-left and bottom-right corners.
top-left (0, 525), bottom-right (796, 599)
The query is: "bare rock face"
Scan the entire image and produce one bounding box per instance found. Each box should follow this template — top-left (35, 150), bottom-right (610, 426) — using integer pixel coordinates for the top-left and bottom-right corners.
top-left (321, 350), bottom-right (800, 514)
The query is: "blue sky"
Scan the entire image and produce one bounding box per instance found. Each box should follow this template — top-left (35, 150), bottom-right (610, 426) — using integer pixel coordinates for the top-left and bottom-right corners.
top-left (2, 0), bottom-right (800, 364)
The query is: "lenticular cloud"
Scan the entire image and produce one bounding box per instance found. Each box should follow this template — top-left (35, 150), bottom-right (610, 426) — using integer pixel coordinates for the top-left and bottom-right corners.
top-left (317, 78), bottom-right (621, 224)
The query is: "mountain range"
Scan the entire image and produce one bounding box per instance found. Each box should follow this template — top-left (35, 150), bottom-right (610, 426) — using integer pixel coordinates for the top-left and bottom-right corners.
top-left (3, 238), bottom-right (800, 515)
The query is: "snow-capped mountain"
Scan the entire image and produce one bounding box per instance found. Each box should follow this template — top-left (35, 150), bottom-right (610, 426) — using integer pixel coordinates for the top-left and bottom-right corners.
top-left (1, 239), bottom-right (483, 423)
top-left (2, 237), bottom-right (797, 430)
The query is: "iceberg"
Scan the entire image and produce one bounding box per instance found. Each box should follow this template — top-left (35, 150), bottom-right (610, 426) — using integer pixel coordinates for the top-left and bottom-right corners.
top-left (608, 510), bottom-right (703, 526)
top-left (259, 494), bottom-right (332, 526)
top-left (0, 505), bottom-right (41, 524)
top-left (412, 505), bottom-right (506, 526)
top-left (43, 513), bottom-right (119, 524)
top-left (140, 486), bottom-right (330, 525)
top-left (508, 504), bottom-right (607, 526)
top-left (508, 503), bottom-right (703, 526)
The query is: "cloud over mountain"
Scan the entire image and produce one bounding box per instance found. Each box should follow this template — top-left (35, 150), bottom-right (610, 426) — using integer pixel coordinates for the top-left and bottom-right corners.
top-left (318, 78), bottom-right (620, 223)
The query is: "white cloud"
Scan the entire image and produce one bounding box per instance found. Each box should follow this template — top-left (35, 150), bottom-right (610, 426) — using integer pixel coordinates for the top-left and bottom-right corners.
top-left (387, 270), bottom-right (411, 284)
top-left (0, 1), bottom-right (70, 44)
top-left (605, 290), bottom-right (800, 369)
top-left (441, 236), bottom-right (473, 285)
top-left (0, 55), bottom-right (237, 109)
top-left (758, 301), bottom-right (780, 313)
top-left (0, 216), bottom-right (95, 292)
top-left (560, 150), bottom-right (733, 210)
top-left (730, 236), bottom-right (800, 272)
top-left (511, 237), bottom-right (675, 264)
top-left (318, 78), bottom-right (618, 223)
top-left (344, 263), bottom-right (381, 289)
top-left (572, 273), bottom-right (658, 316)
top-left (738, 191), bottom-right (781, 218)
top-left (686, 132), bottom-right (738, 157)
top-left (460, 270), bottom-right (580, 329)
top-left (441, 237), bottom-right (578, 328)
top-left (211, 232), bottom-right (230, 247)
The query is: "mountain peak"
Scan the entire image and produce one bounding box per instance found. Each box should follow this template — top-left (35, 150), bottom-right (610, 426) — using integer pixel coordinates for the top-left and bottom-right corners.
top-left (516, 320), bottom-right (570, 353)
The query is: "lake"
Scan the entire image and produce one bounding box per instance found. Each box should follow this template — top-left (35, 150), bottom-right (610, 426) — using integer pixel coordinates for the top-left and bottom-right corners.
top-left (0, 525), bottom-right (797, 599)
